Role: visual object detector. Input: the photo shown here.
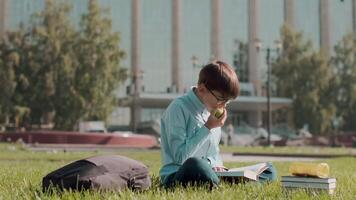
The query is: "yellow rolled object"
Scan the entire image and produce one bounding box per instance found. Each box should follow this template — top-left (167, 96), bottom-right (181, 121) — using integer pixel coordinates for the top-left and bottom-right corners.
top-left (289, 162), bottom-right (330, 178)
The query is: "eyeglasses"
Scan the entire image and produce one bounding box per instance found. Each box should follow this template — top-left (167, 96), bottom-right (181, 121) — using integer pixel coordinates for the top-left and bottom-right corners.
top-left (205, 85), bottom-right (231, 104)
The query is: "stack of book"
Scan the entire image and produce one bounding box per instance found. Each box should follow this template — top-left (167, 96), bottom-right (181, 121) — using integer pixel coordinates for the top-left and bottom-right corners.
top-left (281, 176), bottom-right (336, 194)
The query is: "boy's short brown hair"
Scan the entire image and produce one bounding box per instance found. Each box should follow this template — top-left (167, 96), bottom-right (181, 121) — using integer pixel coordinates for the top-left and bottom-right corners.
top-left (198, 60), bottom-right (240, 99)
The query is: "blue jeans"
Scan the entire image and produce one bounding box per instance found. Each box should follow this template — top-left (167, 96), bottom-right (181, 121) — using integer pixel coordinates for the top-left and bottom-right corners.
top-left (258, 162), bottom-right (278, 182)
top-left (163, 157), bottom-right (219, 189)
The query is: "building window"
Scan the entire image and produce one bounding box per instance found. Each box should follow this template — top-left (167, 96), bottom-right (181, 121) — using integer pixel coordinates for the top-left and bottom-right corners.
top-left (228, 111), bottom-right (248, 126)
top-left (142, 108), bottom-right (165, 122)
top-left (232, 40), bottom-right (249, 83)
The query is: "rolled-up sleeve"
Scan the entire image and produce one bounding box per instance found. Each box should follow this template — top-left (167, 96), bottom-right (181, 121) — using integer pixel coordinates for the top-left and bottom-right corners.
top-left (207, 152), bottom-right (223, 167)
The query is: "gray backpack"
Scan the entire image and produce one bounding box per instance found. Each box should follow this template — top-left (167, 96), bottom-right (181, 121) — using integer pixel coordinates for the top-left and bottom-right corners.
top-left (42, 155), bottom-right (151, 192)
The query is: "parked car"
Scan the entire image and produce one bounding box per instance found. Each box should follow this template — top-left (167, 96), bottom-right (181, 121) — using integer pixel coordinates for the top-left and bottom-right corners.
top-left (79, 121), bottom-right (107, 133)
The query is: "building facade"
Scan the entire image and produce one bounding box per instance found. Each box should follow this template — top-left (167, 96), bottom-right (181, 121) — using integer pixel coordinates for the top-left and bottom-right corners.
top-left (0, 0), bottom-right (354, 130)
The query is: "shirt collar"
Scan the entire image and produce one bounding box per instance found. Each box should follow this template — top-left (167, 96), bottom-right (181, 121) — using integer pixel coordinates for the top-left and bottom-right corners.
top-left (187, 87), bottom-right (208, 114)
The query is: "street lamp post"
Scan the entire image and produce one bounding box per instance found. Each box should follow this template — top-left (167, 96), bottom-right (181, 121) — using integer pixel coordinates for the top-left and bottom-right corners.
top-left (255, 39), bottom-right (281, 146)
top-left (266, 48), bottom-right (272, 146)
top-left (130, 69), bottom-right (144, 133)
top-left (191, 55), bottom-right (199, 68)
top-left (331, 116), bottom-right (342, 147)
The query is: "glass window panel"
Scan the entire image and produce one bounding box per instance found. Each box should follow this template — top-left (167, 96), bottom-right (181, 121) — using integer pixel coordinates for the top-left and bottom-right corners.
top-left (257, 0), bottom-right (284, 82)
top-left (181, 0), bottom-right (210, 89)
top-left (100, 0), bottom-right (131, 96)
top-left (222, 0), bottom-right (249, 82)
top-left (330, 0), bottom-right (353, 49)
top-left (141, 0), bottom-right (171, 93)
top-left (9, 0), bottom-right (45, 30)
top-left (294, 0), bottom-right (320, 49)
top-left (221, 0), bottom-right (248, 61)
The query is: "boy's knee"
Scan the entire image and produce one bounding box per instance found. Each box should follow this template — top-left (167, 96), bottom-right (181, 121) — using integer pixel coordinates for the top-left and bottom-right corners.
top-left (184, 157), bottom-right (200, 165)
top-left (180, 157), bottom-right (219, 187)
top-left (184, 157), bottom-right (209, 170)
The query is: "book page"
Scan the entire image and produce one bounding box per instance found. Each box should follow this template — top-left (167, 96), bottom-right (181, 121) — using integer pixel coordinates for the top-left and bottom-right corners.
top-left (228, 162), bottom-right (268, 174)
top-left (216, 169), bottom-right (258, 181)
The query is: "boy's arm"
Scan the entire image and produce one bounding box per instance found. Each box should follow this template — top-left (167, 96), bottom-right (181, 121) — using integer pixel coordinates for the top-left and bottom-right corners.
top-left (165, 103), bottom-right (210, 164)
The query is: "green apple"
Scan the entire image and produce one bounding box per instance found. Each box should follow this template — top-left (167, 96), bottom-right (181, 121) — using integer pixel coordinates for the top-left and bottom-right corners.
top-left (213, 107), bottom-right (224, 119)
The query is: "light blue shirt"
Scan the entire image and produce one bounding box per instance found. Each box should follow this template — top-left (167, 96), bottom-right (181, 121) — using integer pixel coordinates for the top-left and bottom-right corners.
top-left (159, 88), bottom-right (223, 183)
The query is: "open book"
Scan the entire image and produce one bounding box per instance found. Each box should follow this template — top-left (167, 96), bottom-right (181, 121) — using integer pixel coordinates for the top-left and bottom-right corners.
top-left (215, 162), bottom-right (269, 182)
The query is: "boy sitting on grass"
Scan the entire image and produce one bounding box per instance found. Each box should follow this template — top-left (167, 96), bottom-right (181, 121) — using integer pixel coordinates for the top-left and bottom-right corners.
top-left (159, 60), bottom-right (277, 189)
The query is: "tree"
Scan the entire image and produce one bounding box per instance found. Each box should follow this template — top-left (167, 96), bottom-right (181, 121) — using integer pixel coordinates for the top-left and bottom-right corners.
top-left (27, 0), bottom-right (80, 129)
top-left (53, 0), bottom-right (127, 129)
top-left (17, 0), bottom-right (78, 127)
top-left (330, 33), bottom-right (356, 131)
top-left (0, 28), bottom-right (35, 128)
top-left (0, 0), bottom-right (127, 130)
top-left (272, 25), bottom-right (335, 134)
top-left (0, 35), bottom-right (19, 124)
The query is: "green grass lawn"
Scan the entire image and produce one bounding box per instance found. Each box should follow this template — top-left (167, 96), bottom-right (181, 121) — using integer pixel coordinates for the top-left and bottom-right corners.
top-left (0, 143), bottom-right (355, 200)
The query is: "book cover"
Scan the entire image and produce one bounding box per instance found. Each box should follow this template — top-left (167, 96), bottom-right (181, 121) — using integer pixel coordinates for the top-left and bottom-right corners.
top-left (281, 176), bottom-right (336, 184)
top-left (282, 181), bottom-right (336, 189)
top-left (283, 186), bottom-right (335, 195)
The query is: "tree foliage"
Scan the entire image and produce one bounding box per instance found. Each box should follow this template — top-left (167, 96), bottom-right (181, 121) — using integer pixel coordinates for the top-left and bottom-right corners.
top-left (330, 33), bottom-right (356, 131)
top-left (0, 28), bottom-right (36, 127)
top-left (0, 0), bottom-right (127, 130)
top-left (272, 25), bottom-right (335, 134)
top-left (0, 34), bottom-right (19, 123)
top-left (52, 0), bottom-right (127, 129)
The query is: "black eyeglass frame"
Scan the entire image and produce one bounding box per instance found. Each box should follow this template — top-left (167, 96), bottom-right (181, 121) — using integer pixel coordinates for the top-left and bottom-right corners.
top-left (205, 85), bottom-right (231, 104)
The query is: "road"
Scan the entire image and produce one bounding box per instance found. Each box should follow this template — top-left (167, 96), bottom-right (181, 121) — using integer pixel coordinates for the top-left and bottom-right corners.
top-left (220, 153), bottom-right (321, 162)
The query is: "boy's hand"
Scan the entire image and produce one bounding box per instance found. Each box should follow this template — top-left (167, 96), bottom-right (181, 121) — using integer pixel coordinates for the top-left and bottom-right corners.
top-left (213, 166), bottom-right (228, 172)
top-left (204, 108), bottom-right (227, 130)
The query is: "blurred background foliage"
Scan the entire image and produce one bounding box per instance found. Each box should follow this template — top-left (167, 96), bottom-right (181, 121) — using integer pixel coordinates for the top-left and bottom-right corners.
top-left (0, 0), bottom-right (127, 130)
